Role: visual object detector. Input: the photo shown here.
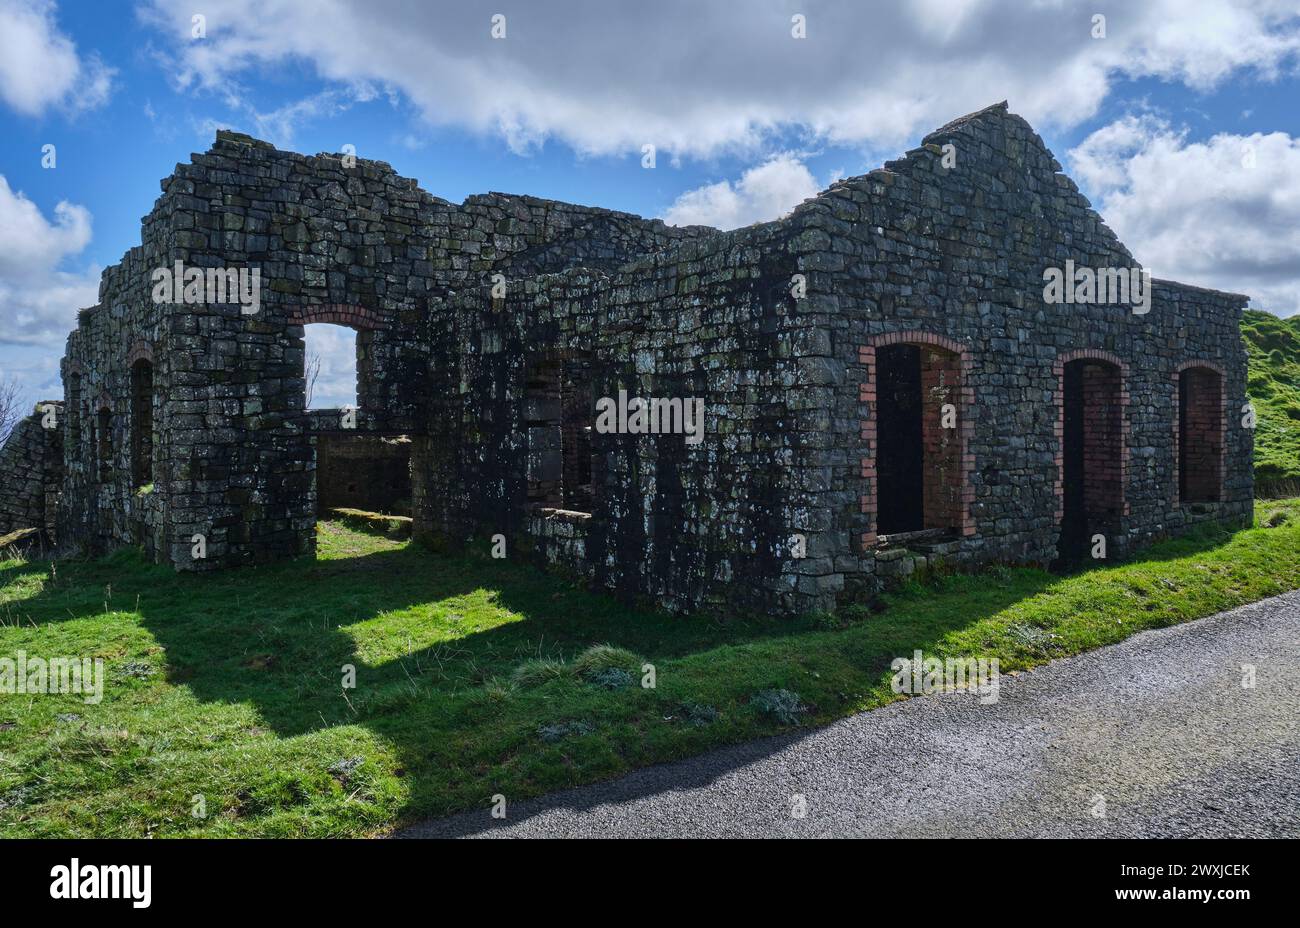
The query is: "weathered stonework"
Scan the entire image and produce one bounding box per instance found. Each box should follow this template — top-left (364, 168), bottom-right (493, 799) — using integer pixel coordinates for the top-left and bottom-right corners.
top-left (1, 102), bottom-right (1252, 617)
top-left (0, 402), bottom-right (63, 545)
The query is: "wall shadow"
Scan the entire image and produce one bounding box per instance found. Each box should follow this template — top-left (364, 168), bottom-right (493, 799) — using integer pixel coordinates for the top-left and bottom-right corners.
top-left (0, 516), bottom-right (1253, 834)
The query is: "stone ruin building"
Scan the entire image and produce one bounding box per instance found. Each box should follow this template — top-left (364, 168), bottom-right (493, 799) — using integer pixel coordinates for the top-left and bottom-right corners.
top-left (0, 103), bottom-right (1252, 617)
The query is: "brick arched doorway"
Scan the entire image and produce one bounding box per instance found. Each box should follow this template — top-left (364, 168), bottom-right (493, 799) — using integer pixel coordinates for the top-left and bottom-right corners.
top-left (1055, 350), bottom-right (1129, 564)
top-left (860, 331), bottom-right (975, 546)
top-left (1175, 362), bottom-right (1226, 505)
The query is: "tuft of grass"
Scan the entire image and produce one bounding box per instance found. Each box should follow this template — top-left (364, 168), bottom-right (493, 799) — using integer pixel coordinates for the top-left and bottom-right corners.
top-left (677, 702), bottom-right (721, 727)
top-left (510, 657), bottom-right (569, 688)
top-left (571, 644), bottom-right (642, 678)
top-left (537, 720), bottom-right (595, 743)
top-left (586, 667), bottom-right (635, 690)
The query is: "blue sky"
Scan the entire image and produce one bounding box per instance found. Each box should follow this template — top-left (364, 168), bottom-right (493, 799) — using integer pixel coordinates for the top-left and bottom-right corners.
top-left (3, 0), bottom-right (1300, 408)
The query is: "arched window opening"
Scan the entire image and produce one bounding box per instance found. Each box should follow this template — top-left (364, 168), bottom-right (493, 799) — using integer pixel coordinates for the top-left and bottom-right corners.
top-left (1178, 367), bottom-right (1224, 504)
top-left (304, 323), bottom-right (358, 410)
top-left (130, 359), bottom-right (154, 487)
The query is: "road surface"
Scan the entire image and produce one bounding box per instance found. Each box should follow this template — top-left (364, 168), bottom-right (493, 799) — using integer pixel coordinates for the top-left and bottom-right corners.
top-left (402, 590), bottom-right (1300, 838)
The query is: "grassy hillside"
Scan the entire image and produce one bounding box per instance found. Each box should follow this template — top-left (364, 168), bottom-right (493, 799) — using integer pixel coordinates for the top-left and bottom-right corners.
top-left (3, 504), bottom-right (1299, 838)
top-left (1242, 309), bottom-right (1300, 497)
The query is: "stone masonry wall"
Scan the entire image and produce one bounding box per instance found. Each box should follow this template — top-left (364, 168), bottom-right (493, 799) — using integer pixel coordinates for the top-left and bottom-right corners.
top-left (417, 215), bottom-right (838, 616)
top-left (31, 104), bottom-right (1254, 618)
top-left (58, 131), bottom-right (709, 571)
top-left (799, 103), bottom-right (1251, 584)
top-left (0, 403), bottom-right (63, 544)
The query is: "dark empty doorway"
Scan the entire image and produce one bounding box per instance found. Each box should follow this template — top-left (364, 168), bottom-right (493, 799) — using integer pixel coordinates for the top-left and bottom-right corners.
top-left (1059, 358), bottom-right (1124, 564)
top-left (314, 434), bottom-right (412, 516)
top-left (877, 345), bottom-right (923, 534)
top-left (875, 342), bottom-right (963, 537)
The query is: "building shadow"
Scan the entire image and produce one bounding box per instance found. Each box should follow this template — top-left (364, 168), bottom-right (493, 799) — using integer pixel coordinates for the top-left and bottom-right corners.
top-left (0, 516), bottom-right (1250, 835)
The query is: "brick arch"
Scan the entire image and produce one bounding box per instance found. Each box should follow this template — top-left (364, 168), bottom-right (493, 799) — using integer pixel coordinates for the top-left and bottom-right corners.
top-left (1176, 360), bottom-right (1227, 376)
top-left (288, 303), bottom-right (383, 330)
top-left (1052, 349), bottom-right (1131, 524)
top-left (858, 330), bottom-right (976, 547)
top-left (127, 340), bottom-right (155, 367)
top-left (94, 390), bottom-right (113, 413)
top-left (1173, 361), bottom-right (1228, 506)
top-left (1057, 348), bottom-right (1128, 370)
top-left (65, 360), bottom-right (86, 378)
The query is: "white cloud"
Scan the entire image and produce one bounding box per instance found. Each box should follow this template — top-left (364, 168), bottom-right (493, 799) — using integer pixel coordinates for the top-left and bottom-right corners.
top-left (137, 0), bottom-right (1300, 158)
top-left (663, 154), bottom-right (822, 229)
top-left (0, 175), bottom-right (100, 348)
top-left (188, 83), bottom-right (380, 148)
top-left (0, 0), bottom-right (113, 116)
top-left (304, 323), bottom-right (357, 409)
top-left (1069, 115), bottom-right (1300, 316)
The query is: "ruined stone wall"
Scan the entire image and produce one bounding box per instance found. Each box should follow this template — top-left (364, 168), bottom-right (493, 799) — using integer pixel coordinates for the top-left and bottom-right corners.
top-left (415, 103), bottom-right (1252, 615)
top-left (0, 403), bottom-right (63, 543)
top-left (59, 243), bottom-right (169, 561)
top-left (58, 130), bottom-right (709, 571)
top-left (416, 214), bottom-right (841, 616)
top-left (37, 108), bottom-right (1254, 617)
top-left (803, 103), bottom-right (1251, 581)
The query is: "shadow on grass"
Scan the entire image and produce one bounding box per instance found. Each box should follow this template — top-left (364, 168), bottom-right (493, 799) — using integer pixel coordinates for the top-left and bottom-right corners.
top-left (0, 516), bottom-right (1249, 834)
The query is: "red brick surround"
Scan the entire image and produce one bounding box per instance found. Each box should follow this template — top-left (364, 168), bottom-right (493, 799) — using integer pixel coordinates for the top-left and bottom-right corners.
top-left (1053, 349), bottom-right (1130, 522)
top-left (858, 331), bottom-right (976, 548)
top-left (126, 340), bottom-right (154, 367)
top-left (288, 303), bottom-right (383, 330)
top-left (1174, 361), bottom-right (1228, 506)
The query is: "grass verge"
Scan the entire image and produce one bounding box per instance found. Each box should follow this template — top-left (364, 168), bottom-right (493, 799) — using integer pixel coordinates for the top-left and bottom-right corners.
top-left (2, 500), bottom-right (1298, 837)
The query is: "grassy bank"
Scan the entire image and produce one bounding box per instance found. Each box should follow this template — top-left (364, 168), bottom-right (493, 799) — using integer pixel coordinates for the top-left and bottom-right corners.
top-left (1243, 309), bottom-right (1300, 496)
top-left (2, 499), bottom-right (1299, 837)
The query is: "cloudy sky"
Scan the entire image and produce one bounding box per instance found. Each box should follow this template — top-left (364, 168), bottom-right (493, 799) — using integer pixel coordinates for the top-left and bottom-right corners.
top-left (2, 0), bottom-right (1299, 408)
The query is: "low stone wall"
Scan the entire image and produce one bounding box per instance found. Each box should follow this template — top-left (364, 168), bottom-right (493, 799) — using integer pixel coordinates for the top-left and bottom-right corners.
top-left (315, 433), bottom-right (412, 515)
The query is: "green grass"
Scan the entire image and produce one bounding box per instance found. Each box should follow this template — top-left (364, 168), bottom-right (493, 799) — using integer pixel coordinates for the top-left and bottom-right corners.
top-left (1243, 309), bottom-right (1300, 496)
top-left (3, 501), bottom-right (1300, 838)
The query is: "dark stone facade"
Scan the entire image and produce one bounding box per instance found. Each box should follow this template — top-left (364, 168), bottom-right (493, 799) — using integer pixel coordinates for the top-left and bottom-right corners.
top-left (3, 102), bottom-right (1252, 616)
top-left (0, 402), bottom-right (63, 545)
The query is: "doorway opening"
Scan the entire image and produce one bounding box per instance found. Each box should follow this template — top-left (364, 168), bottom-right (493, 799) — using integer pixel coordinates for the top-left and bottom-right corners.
top-left (875, 342), bottom-right (963, 538)
top-left (1058, 358), bottom-right (1124, 564)
top-left (1178, 366), bottom-right (1224, 504)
